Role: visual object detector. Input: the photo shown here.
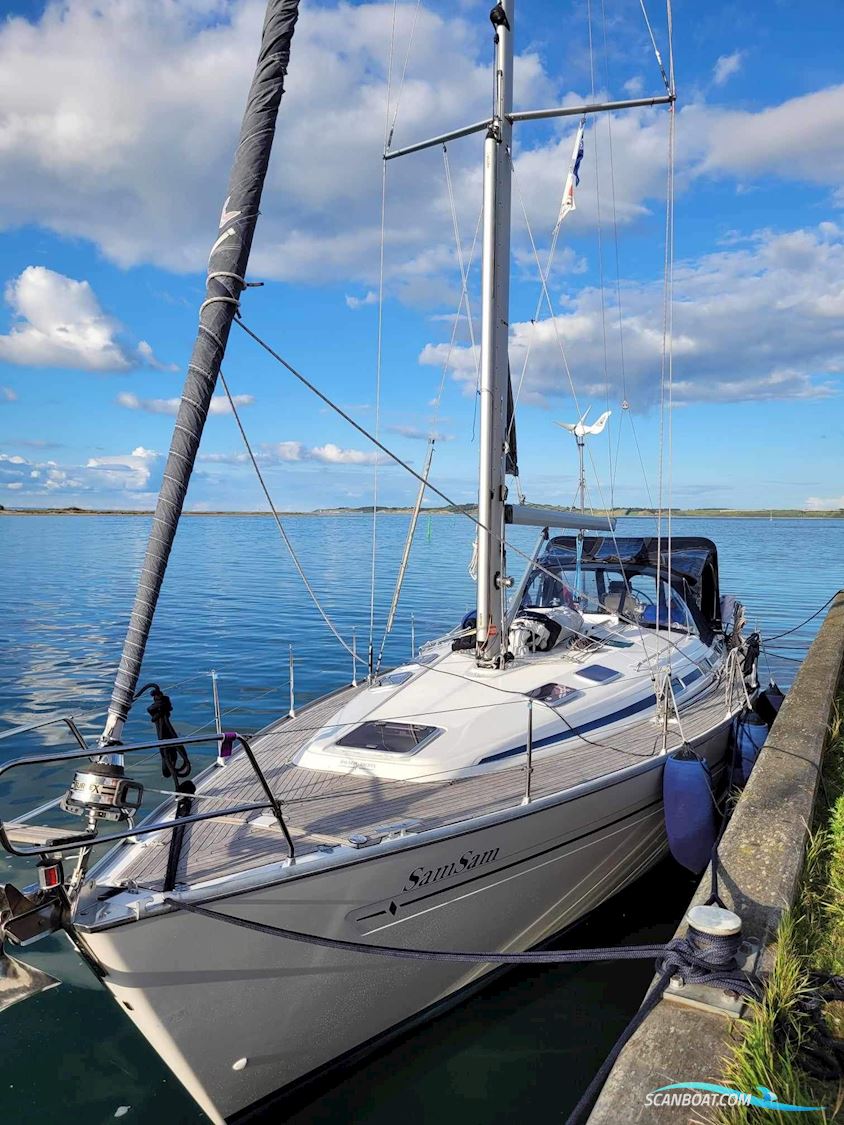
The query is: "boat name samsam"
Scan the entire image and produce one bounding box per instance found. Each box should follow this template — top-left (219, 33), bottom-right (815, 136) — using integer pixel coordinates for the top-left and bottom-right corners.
top-left (403, 847), bottom-right (500, 892)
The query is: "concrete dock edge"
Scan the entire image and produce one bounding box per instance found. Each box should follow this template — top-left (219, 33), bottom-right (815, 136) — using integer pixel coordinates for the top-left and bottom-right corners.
top-left (586, 590), bottom-right (844, 1123)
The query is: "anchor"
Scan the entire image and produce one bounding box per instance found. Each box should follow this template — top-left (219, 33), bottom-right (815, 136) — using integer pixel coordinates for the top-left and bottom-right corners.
top-left (0, 883), bottom-right (62, 1014)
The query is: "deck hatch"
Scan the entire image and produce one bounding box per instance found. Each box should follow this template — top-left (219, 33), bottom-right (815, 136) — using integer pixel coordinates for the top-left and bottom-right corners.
top-left (575, 664), bottom-right (621, 684)
top-left (336, 721), bottom-right (440, 755)
top-left (526, 683), bottom-right (582, 706)
top-left (376, 671), bottom-right (414, 687)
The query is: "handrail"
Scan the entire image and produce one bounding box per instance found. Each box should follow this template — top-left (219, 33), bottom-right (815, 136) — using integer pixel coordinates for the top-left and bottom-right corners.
top-left (0, 731), bottom-right (295, 863)
top-left (0, 668), bottom-right (222, 746)
top-left (0, 713), bottom-right (89, 749)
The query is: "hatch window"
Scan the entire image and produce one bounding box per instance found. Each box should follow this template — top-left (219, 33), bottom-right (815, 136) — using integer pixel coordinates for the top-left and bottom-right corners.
top-left (526, 683), bottom-right (582, 707)
top-left (376, 670), bottom-right (414, 687)
top-left (576, 664), bottom-right (621, 684)
top-left (336, 721), bottom-right (440, 754)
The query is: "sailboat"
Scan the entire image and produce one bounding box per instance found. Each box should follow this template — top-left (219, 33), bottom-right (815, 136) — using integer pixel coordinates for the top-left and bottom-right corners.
top-left (0, 2), bottom-right (759, 1122)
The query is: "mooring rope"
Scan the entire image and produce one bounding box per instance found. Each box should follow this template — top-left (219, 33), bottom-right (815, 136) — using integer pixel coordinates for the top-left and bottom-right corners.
top-left (763, 593), bottom-right (839, 642)
top-left (163, 897), bottom-right (754, 985)
top-left (163, 893), bottom-right (761, 1124)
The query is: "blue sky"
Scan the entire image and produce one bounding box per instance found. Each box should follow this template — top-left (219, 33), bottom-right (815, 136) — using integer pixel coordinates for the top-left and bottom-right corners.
top-left (0, 0), bottom-right (842, 511)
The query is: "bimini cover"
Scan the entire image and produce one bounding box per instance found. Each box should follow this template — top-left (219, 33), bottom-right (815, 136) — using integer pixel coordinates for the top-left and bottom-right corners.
top-left (541, 535), bottom-right (722, 627)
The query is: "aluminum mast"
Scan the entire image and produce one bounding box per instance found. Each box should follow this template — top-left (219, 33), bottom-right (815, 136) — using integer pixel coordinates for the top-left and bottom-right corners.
top-left (101, 0), bottom-right (301, 743)
top-left (475, 0), bottom-right (514, 668)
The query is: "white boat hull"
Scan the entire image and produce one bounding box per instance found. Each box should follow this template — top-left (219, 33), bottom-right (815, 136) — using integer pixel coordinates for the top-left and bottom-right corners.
top-left (76, 717), bottom-right (731, 1124)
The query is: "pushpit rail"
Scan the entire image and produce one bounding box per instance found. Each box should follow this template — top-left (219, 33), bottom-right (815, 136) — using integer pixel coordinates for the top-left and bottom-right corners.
top-left (0, 731), bottom-right (296, 863)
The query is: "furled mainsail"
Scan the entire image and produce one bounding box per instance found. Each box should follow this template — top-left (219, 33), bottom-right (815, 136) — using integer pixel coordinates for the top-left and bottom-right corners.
top-left (505, 367), bottom-right (518, 478)
top-left (102, 0), bottom-right (301, 742)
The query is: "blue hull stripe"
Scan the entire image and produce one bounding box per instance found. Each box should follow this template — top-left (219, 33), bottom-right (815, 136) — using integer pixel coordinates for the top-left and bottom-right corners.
top-left (479, 692), bottom-right (658, 764)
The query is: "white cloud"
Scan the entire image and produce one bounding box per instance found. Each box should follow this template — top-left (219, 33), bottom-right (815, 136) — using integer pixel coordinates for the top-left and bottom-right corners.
top-left (197, 451), bottom-right (249, 465)
top-left (387, 423), bottom-right (454, 441)
top-left (0, 438), bottom-right (62, 449)
top-left (421, 223), bottom-right (844, 407)
top-left (117, 391), bottom-right (254, 415)
top-left (268, 441), bottom-right (307, 463)
top-left (310, 443), bottom-right (380, 465)
top-left (0, 386), bottom-right (16, 401)
top-left (85, 446), bottom-right (161, 491)
top-left (345, 291), bottom-right (378, 309)
top-left (199, 441), bottom-right (380, 466)
top-left (0, 0), bottom-right (556, 298)
top-left (0, 267), bottom-right (131, 371)
top-left (685, 85), bottom-right (844, 188)
top-left (265, 441), bottom-right (379, 466)
top-left (805, 495), bottom-right (844, 511)
top-left (136, 340), bottom-right (178, 372)
top-left (0, 0), bottom-right (841, 314)
top-left (712, 51), bottom-right (744, 87)
top-left (0, 446), bottom-right (162, 498)
top-left (0, 267), bottom-right (169, 371)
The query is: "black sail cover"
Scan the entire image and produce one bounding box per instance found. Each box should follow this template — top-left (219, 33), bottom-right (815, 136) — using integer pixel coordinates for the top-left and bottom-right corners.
top-left (505, 366), bottom-right (518, 477)
top-left (104, 0), bottom-right (301, 736)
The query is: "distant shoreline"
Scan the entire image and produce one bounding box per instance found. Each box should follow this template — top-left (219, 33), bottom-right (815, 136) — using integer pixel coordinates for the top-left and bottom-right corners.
top-left (2, 506), bottom-right (842, 519)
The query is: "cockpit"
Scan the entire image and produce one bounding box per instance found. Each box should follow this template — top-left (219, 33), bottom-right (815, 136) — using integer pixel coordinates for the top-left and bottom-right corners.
top-left (516, 534), bottom-right (725, 644)
top-left (518, 562), bottom-right (696, 633)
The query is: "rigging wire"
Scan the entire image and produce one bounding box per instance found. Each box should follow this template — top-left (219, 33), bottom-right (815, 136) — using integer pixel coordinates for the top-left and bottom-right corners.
top-left (368, 1), bottom-right (400, 678)
top-left (369, 0), bottom-right (426, 674)
top-left (218, 370), bottom-right (360, 665)
top-left (667, 0), bottom-right (678, 640)
top-left (384, 0), bottom-right (423, 152)
top-left (666, 0), bottom-right (676, 95)
top-left (504, 134), bottom-right (582, 455)
top-left (504, 147), bottom-right (658, 674)
top-left (438, 147), bottom-right (484, 444)
top-left (655, 0), bottom-right (676, 666)
top-left (440, 144), bottom-right (482, 421)
top-left (375, 156), bottom-right (483, 668)
top-left (598, 0), bottom-right (634, 504)
top-left (236, 317), bottom-right (469, 510)
top-left (586, 0), bottom-right (614, 504)
top-left (376, 442), bottom-right (433, 673)
top-left (639, 0), bottom-right (671, 91)
top-left (581, 438), bottom-right (658, 677)
top-left (233, 317), bottom-right (710, 676)
top-left (507, 148), bottom-right (582, 417)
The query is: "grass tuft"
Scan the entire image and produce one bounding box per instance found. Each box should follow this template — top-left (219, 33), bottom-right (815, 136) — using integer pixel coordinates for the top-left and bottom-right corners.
top-left (716, 700), bottom-right (844, 1124)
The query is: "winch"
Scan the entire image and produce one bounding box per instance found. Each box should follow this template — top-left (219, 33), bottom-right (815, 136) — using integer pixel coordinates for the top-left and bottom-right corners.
top-left (61, 761), bottom-right (144, 828)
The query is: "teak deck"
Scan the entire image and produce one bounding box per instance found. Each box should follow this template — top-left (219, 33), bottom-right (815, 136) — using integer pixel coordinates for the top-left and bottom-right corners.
top-left (119, 684), bottom-right (730, 889)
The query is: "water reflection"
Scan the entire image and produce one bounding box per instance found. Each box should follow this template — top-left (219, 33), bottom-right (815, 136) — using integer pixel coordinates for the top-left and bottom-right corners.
top-left (1, 514), bottom-right (841, 1123)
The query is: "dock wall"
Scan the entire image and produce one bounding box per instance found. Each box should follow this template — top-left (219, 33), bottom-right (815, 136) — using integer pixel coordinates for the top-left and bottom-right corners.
top-left (586, 590), bottom-right (844, 1123)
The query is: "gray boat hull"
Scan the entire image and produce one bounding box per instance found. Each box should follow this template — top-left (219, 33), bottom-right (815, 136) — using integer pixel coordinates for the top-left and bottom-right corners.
top-left (77, 718), bottom-right (730, 1125)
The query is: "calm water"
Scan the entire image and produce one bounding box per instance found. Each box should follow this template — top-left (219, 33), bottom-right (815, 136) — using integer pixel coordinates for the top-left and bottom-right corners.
top-left (1, 514), bottom-right (841, 1124)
